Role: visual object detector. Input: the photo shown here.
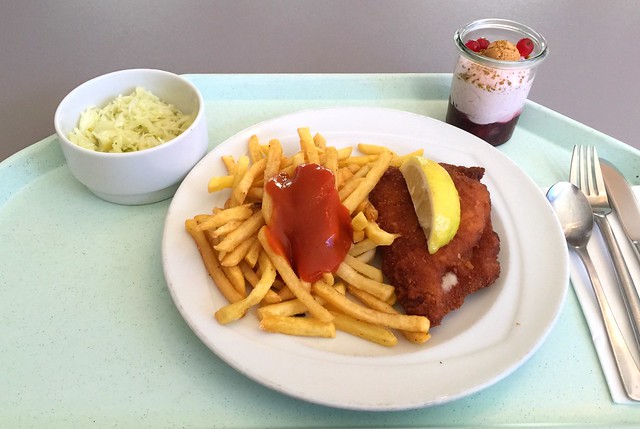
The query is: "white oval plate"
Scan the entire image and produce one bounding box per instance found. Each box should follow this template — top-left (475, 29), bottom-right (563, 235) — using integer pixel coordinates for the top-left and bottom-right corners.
top-left (161, 107), bottom-right (569, 410)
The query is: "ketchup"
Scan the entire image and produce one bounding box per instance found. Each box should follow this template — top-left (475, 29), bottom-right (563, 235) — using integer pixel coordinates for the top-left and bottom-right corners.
top-left (265, 163), bottom-right (353, 283)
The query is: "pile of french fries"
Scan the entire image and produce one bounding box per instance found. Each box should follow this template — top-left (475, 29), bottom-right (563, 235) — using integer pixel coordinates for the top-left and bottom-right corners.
top-left (185, 127), bottom-right (431, 347)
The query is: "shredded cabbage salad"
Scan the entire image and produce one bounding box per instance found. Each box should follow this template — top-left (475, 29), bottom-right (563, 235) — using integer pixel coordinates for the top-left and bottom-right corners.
top-left (68, 87), bottom-right (194, 153)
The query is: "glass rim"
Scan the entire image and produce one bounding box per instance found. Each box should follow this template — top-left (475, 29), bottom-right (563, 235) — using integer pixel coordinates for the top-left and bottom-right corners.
top-left (454, 18), bottom-right (548, 69)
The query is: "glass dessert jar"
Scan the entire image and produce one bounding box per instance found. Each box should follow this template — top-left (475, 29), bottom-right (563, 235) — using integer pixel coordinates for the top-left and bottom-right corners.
top-left (445, 19), bottom-right (548, 146)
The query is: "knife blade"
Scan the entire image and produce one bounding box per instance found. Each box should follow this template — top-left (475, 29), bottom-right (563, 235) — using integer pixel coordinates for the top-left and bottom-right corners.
top-left (601, 159), bottom-right (640, 257)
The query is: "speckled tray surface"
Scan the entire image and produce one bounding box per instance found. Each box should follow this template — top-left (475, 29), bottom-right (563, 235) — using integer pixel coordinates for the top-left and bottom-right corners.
top-left (2, 74), bottom-right (639, 427)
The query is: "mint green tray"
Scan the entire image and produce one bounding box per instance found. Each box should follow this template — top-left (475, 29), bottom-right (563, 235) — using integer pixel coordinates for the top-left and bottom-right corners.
top-left (2, 74), bottom-right (639, 427)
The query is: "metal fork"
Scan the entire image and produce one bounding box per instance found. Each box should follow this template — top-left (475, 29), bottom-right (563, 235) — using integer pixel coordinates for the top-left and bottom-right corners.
top-left (570, 145), bottom-right (640, 353)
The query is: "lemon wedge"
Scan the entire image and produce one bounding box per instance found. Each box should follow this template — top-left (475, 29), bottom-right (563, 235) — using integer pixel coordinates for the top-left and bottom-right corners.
top-left (399, 156), bottom-right (461, 254)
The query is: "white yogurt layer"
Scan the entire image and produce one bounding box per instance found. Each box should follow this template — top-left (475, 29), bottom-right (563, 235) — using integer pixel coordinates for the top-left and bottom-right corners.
top-left (450, 56), bottom-right (533, 125)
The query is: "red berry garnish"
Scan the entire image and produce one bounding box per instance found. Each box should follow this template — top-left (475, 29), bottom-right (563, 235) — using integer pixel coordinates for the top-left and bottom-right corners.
top-left (477, 37), bottom-right (490, 50)
top-left (516, 38), bottom-right (534, 58)
top-left (465, 39), bottom-right (480, 52)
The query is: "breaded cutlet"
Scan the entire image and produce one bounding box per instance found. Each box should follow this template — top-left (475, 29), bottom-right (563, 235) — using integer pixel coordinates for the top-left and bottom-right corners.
top-left (369, 165), bottom-right (500, 326)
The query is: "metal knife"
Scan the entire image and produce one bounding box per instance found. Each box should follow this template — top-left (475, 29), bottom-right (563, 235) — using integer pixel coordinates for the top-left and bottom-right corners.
top-left (601, 159), bottom-right (640, 259)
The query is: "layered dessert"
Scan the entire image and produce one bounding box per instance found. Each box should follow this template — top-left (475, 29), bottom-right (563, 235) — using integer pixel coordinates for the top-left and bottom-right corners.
top-left (445, 20), bottom-right (547, 146)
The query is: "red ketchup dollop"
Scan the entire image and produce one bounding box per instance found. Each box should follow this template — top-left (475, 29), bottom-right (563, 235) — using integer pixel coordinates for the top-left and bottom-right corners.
top-left (265, 163), bottom-right (353, 283)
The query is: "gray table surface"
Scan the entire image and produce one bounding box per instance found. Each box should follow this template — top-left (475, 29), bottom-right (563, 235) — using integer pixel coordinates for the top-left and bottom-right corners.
top-left (1, 0), bottom-right (639, 159)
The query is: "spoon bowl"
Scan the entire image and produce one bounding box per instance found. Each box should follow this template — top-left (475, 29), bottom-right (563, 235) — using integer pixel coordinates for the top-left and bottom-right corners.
top-left (546, 182), bottom-right (594, 248)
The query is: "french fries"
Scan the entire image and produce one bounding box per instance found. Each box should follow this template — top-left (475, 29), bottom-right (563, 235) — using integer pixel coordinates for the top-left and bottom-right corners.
top-left (312, 281), bottom-right (429, 333)
top-left (185, 127), bottom-right (431, 347)
top-left (260, 315), bottom-right (336, 338)
top-left (330, 311), bottom-right (398, 347)
top-left (215, 251), bottom-right (276, 324)
top-left (257, 227), bottom-right (334, 323)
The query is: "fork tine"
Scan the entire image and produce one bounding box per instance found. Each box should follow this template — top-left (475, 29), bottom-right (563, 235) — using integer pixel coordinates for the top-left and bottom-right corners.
top-left (578, 145), bottom-right (589, 194)
top-left (570, 145), bottom-right (579, 187)
top-left (591, 146), bottom-right (606, 196)
top-left (584, 145), bottom-right (595, 195)
top-left (580, 146), bottom-right (594, 195)
top-left (569, 145), bottom-right (602, 197)
top-left (586, 146), bottom-right (596, 195)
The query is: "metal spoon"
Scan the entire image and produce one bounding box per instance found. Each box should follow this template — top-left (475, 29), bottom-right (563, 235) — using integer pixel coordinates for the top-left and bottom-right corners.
top-left (547, 182), bottom-right (640, 400)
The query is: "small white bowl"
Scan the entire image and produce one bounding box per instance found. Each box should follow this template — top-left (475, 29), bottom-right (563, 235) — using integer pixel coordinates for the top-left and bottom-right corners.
top-left (54, 69), bottom-right (208, 205)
